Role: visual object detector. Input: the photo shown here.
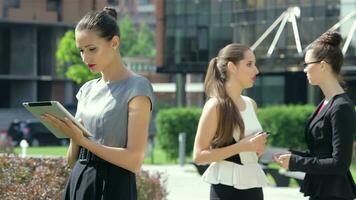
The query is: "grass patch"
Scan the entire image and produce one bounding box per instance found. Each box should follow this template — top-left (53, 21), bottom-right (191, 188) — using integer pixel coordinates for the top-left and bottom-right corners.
top-left (144, 145), bottom-right (192, 164)
top-left (13, 145), bottom-right (187, 164)
top-left (351, 163), bottom-right (356, 180)
top-left (14, 146), bottom-right (68, 157)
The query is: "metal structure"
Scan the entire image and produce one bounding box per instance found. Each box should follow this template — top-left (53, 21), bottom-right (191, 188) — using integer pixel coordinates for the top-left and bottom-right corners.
top-left (303, 10), bottom-right (356, 55)
top-left (251, 7), bottom-right (302, 57)
top-left (328, 10), bottom-right (356, 55)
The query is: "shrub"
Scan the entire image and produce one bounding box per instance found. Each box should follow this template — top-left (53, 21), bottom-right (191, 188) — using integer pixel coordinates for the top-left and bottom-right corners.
top-left (156, 107), bottom-right (201, 159)
top-left (0, 156), bottom-right (167, 200)
top-left (0, 156), bottom-right (70, 200)
top-left (137, 170), bottom-right (168, 200)
top-left (0, 132), bottom-right (14, 154)
top-left (258, 105), bottom-right (315, 149)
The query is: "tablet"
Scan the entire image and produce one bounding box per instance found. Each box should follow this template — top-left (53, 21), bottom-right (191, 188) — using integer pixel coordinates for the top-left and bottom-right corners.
top-left (22, 101), bottom-right (92, 138)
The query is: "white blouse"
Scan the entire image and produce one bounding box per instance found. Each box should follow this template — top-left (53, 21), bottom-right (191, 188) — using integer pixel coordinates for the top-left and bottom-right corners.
top-left (202, 96), bottom-right (268, 189)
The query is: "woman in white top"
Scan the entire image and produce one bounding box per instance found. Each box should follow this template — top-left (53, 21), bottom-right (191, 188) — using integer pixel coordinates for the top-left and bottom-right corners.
top-left (193, 43), bottom-right (269, 200)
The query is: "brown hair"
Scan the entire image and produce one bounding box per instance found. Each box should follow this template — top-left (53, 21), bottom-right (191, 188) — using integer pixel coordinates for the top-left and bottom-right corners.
top-left (76, 7), bottom-right (120, 41)
top-left (308, 31), bottom-right (344, 84)
top-left (204, 43), bottom-right (250, 148)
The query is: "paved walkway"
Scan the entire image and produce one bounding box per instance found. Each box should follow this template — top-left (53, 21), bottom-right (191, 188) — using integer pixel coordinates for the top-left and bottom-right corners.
top-left (142, 164), bottom-right (308, 200)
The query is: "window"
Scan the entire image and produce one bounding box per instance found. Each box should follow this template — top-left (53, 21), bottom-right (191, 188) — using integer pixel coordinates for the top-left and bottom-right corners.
top-left (247, 75), bottom-right (285, 106)
top-left (0, 28), bottom-right (10, 75)
top-left (107, 0), bottom-right (119, 5)
top-left (5, 0), bottom-right (20, 8)
top-left (138, 0), bottom-right (150, 5)
top-left (3, 0), bottom-right (20, 17)
top-left (47, 0), bottom-right (59, 12)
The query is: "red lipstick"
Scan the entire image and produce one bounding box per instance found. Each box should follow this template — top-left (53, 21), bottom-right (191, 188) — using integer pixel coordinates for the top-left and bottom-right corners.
top-left (88, 64), bottom-right (96, 69)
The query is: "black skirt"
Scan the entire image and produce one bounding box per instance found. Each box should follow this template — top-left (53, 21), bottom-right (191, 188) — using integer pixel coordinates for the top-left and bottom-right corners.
top-left (210, 184), bottom-right (263, 200)
top-left (63, 160), bottom-right (137, 200)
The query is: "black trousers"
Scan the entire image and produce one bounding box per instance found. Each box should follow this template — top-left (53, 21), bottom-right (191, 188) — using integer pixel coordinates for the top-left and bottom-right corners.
top-left (210, 184), bottom-right (263, 200)
top-left (63, 160), bottom-right (137, 200)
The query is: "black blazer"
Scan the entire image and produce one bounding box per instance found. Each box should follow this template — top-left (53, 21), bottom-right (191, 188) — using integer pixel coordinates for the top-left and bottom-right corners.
top-left (289, 93), bottom-right (356, 199)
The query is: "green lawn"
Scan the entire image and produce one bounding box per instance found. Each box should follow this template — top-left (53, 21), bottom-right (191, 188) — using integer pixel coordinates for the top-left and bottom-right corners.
top-left (144, 145), bottom-right (187, 164)
top-left (351, 164), bottom-right (356, 178)
top-left (14, 146), bottom-right (68, 157)
top-left (13, 146), bottom-right (183, 164)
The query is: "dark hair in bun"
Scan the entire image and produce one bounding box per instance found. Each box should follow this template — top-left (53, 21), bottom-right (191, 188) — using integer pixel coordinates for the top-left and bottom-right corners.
top-left (318, 31), bottom-right (342, 48)
top-left (308, 31), bottom-right (344, 81)
top-left (76, 7), bottom-right (120, 41)
top-left (103, 6), bottom-right (117, 20)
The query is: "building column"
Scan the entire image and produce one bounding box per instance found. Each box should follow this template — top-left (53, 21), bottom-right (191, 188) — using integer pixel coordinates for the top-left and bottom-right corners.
top-left (307, 83), bottom-right (317, 105)
top-left (10, 27), bottom-right (37, 107)
top-left (176, 73), bottom-right (186, 107)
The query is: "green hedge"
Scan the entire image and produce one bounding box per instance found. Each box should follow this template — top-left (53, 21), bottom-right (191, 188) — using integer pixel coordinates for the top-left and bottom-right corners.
top-left (258, 105), bottom-right (315, 150)
top-left (156, 107), bottom-right (201, 159)
top-left (155, 105), bottom-right (355, 159)
top-left (155, 105), bottom-right (319, 159)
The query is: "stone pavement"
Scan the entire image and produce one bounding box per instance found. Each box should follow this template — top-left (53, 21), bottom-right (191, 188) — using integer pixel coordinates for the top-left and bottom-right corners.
top-left (142, 164), bottom-right (308, 200)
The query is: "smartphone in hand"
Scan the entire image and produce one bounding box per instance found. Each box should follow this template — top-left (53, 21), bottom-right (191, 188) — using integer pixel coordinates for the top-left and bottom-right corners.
top-left (257, 131), bottom-right (270, 136)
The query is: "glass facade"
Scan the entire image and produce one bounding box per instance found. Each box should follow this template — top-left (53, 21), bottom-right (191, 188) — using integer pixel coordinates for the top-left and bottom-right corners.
top-left (161, 0), bottom-right (356, 105)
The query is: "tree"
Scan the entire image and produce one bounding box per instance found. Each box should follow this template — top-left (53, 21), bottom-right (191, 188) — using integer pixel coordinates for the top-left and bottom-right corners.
top-left (129, 22), bottom-right (156, 57)
top-left (119, 15), bottom-right (138, 57)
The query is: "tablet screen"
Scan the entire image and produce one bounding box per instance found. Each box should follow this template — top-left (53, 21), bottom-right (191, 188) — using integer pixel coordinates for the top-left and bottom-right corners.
top-left (23, 101), bottom-right (91, 138)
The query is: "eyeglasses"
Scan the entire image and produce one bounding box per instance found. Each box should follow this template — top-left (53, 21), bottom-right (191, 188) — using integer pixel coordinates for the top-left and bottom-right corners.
top-left (302, 60), bottom-right (322, 68)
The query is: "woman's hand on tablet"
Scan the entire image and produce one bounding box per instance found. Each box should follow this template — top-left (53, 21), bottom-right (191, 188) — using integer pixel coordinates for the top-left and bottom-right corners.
top-left (42, 114), bottom-right (85, 145)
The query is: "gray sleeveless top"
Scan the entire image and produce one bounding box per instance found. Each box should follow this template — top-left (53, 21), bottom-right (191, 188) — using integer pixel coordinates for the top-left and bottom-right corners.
top-left (75, 75), bottom-right (154, 147)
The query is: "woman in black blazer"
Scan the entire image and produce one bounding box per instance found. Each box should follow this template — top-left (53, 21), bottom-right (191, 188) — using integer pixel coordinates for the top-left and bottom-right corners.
top-left (275, 31), bottom-right (356, 200)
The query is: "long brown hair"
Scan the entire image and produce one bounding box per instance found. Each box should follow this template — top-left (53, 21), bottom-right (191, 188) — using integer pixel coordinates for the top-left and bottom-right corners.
top-left (204, 43), bottom-right (250, 148)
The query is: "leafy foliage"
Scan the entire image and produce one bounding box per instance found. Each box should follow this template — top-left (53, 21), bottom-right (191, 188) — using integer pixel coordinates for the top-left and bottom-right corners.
top-left (156, 108), bottom-right (202, 159)
top-left (258, 105), bottom-right (315, 150)
top-left (0, 156), bottom-right (70, 200)
top-left (55, 31), bottom-right (82, 77)
top-left (0, 156), bottom-right (167, 200)
top-left (136, 170), bottom-right (168, 200)
top-left (0, 133), bottom-right (14, 154)
top-left (119, 15), bottom-right (138, 57)
top-left (129, 22), bottom-right (156, 57)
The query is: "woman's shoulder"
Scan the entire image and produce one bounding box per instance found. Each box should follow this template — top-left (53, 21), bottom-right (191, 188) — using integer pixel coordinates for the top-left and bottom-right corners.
top-left (329, 93), bottom-right (356, 117)
top-left (331, 93), bottom-right (354, 109)
top-left (241, 95), bottom-right (254, 102)
top-left (126, 75), bottom-right (154, 101)
top-left (333, 93), bottom-right (353, 104)
top-left (128, 75), bottom-right (152, 87)
top-left (241, 95), bottom-right (258, 110)
top-left (331, 93), bottom-right (355, 110)
top-left (206, 97), bottom-right (219, 106)
top-left (203, 97), bottom-right (220, 112)
top-left (80, 78), bottom-right (100, 91)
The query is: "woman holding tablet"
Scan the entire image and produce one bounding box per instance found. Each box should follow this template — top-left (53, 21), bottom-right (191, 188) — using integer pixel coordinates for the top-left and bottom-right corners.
top-left (42, 7), bottom-right (154, 200)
